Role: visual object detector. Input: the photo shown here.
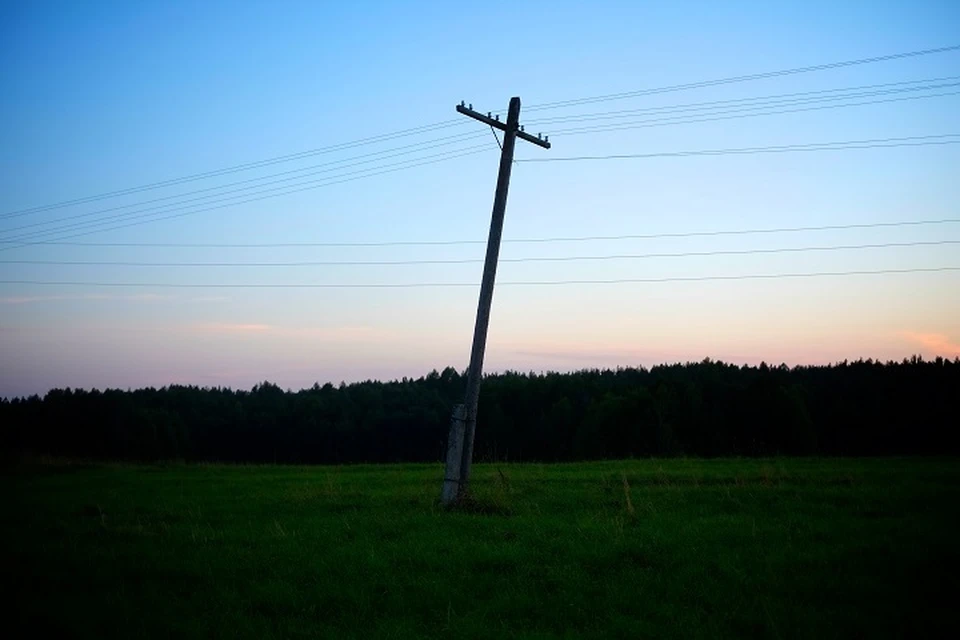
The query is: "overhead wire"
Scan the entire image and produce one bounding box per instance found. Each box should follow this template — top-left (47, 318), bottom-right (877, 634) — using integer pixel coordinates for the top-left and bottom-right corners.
top-left (1, 146), bottom-right (493, 244)
top-left (18, 81), bottom-right (949, 239)
top-left (2, 267), bottom-right (957, 289)
top-left (523, 76), bottom-right (960, 126)
top-left (1, 217), bottom-right (957, 249)
top-left (8, 45), bottom-right (957, 223)
top-left (0, 118), bottom-right (469, 220)
top-left (515, 134), bottom-right (960, 163)
top-left (1, 144), bottom-right (493, 243)
top-left (0, 147), bottom-right (493, 252)
top-left (521, 44), bottom-right (960, 112)
top-left (2, 240), bottom-right (956, 268)
top-left (0, 130), bottom-right (490, 235)
top-left (545, 91), bottom-right (960, 137)
top-left (7, 44), bottom-right (958, 227)
top-left (6, 134), bottom-right (956, 248)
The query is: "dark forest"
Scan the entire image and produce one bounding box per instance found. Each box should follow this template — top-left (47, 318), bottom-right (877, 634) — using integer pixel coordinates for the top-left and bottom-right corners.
top-left (3, 357), bottom-right (957, 463)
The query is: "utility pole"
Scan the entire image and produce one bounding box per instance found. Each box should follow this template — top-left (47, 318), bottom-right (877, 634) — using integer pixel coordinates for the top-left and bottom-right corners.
top-left (441, 97), bottom-right (550, 506)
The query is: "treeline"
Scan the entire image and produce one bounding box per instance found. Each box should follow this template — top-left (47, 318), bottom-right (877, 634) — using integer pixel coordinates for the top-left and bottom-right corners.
top-left (2, 357), bottom-right (958, 463)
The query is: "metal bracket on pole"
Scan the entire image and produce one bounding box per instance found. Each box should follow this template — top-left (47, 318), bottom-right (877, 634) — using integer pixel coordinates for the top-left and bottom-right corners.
top-left (456, 104), bottom-right (552, 149)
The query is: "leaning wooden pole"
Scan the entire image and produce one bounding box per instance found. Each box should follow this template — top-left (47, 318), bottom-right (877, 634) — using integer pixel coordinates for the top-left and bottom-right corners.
top-left (441, 97), bottom-right (550, 505)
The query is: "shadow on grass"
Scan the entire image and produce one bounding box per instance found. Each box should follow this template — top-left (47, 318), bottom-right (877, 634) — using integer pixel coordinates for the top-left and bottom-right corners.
top-left (442, 493), bottom-right (514, 517)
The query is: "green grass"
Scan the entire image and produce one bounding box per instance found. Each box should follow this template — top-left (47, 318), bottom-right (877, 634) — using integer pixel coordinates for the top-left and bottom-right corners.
top-left (5, 458), bottom-right (959, 639)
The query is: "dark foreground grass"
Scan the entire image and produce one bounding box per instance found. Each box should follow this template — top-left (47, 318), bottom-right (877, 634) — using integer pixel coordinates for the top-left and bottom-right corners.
top-left (5, 458), bottom-right (959, 639)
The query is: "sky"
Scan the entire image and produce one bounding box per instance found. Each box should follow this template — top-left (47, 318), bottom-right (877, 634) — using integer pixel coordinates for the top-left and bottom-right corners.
top-left (1, 0), bottom-right (959, 397)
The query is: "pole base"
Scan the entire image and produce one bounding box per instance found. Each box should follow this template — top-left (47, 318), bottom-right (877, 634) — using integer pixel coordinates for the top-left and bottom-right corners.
top-left (440, 404), bottom-right (466, 506)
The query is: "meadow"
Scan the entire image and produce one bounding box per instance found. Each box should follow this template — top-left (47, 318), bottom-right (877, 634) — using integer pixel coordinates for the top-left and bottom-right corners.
top-left (6, 458), bottom-right (958, 638)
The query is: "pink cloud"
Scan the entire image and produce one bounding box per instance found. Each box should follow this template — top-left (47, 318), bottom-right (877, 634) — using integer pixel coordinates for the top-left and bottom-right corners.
top-left (192, 323), bottom-right (272, 334)
top-left (277, 326), bottom-right (386, 339)
top-left (493, 342), bottom-right (683, 368)
top-left (190, 296), bottom-right (231, 303)
top-left (900, 332), bottom-right (960, 357)
top-left (186, 324), bottom-right (389, 340)
top-left (0, 293), bottom-right (220, 305)
top-left (127, 293), bottom-right (170, 301)
top-left (0, 294), bottom-right (111, 304)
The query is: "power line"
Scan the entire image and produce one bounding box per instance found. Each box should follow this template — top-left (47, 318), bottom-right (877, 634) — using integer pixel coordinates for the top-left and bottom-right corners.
top-left (4, 134), bottom-right (954, 248)
top-left (515, 134), bottom-right (960, 163)
top-left (546, 91), bottom-right (960, 137)
top-left (7, 45), bottom-right (957, 222)
top-left (1, 267), bottom-right (956, 289)
top-left (0, 146), bottom-right (493, 249)
top-left (0, 131), bottom-right (489, 235)
top-left (522, 45), bottom-right (960, 112)
top-left (1, 217), bottom-right (957, 248)
top-left (2, 143), bottom-right (492, 241)
top-left (524, 77), bottom-right (960, 126)
top-left (0, 149), bottom-right (493, 252)
top-left (0, 118), bottom-right (469, 220)
top-left (5, 240), bottom-right (956, 267)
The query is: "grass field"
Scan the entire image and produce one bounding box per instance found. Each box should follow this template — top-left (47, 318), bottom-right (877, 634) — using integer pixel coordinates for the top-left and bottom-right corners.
top-left (6, 458), bottom-right (959, 638)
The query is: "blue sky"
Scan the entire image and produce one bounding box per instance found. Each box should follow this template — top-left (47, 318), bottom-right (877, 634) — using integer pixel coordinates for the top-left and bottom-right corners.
top-left (1, 0), bottom-right (959, 397)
